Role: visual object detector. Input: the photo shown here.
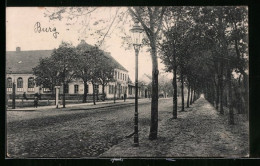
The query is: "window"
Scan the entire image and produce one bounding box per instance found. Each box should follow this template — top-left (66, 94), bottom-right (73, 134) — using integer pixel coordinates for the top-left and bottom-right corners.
top-left (123, 74), bottom-right (124, 80)
top-left (124, 87), bottom-right (127, 94)
top-left (120, 73), bottom-right (122, 79)
top-left (85, 84), bottom-right (89, 93)
top-left (129, 87), bottom-right (132, 95)
top-left (109, 85), bottom-right (113, 94)
top-left (17, 77), bottom-right (23, 91)
top-left (118, 72), bottom-right (119, 79)
top-left (119, 85), bottom-right (122, 93)
top-left (28, 77), bottom-right (34, 88)
top-left (64, 84), bottom-right (69, 93)
top-left (94, 84), bottom-right (99, 94)
top-left (7, 77), bottom-right (12, 88)
top-left (74, 84), bottom-right (79, 94)
top-left (28, 77), bottom-right (35, 92)
top-left (7, 77), bottom-right (12, 92)
top-left (112, 85), bottom-right (114, 94)
top-left (114, 71), bottom-right (117, 79)
top-left (17, 77), bottom-right (23, 88)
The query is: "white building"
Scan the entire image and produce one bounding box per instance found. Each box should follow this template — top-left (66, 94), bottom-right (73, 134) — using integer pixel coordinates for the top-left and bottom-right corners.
top-left (6, 45), bottom-right (130, 100)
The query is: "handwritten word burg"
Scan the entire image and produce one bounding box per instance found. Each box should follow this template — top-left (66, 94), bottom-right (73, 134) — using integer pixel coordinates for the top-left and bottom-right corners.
top-left (34, 22), bottom-right (59, 39)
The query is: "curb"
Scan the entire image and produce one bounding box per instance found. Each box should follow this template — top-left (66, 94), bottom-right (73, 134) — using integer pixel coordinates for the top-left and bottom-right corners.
top-left (7, 100), bottom-right (151, 112)
top-left (7, 109), bottom-right (36, 111)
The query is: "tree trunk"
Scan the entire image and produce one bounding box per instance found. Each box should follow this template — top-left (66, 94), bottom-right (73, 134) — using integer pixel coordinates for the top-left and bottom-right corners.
top-left (102, 84), bottom-right (105, 101)
top-left (92, 82), bottom-right (96, 105)
top-left (190, 87), bottom-right (193, 105)
top-left (83, 81), bottom-right (88, 103)
top-left (235, 36), bottom-right (249, 117)
top-left (181, 71), bottom-right (184, 111)
top-left (63, 82), bottom-right (66, 108)
top-left (227, 62), bottom-right (234, 124)
top-left (172, 58), bottom-right (178, 119)
top-left (219, 72), bottom-right (224, 115)
top-left (149, 41), bottom-right (159, 140)
top-left (62, 69), bottom-right (66, 108)
top-left (187, 84), bottom-right (190, 108)
top-left (216, 81), bottom-right (220, 110)
top-left (192, 89), bottom-right (195, 103)
top-left (114, 83), bottom-right (117, 103)
top-left (225, 91), bottom-right (228, 107)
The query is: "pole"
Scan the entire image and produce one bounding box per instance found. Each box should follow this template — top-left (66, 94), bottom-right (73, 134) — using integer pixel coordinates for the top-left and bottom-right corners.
top-left (55, 86), bottom-right (60, 108)
top-left (63, 84), bottom-right (65, 108)
top-left (12, 82), bottom-right (16, 109)
top-left (114, 82), bottom-right (117, 103)
top-left (134, 47), bottom-right (139, 146)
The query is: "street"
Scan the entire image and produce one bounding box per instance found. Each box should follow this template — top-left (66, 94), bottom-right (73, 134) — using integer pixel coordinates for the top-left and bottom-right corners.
top-left (7, 98), bottom-right (156, 158)
top-left (6, 97), bottom-right (248, 158)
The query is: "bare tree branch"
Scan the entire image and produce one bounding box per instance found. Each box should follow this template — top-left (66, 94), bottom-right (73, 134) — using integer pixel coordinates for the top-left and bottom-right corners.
top-left (128, 7), bottom-right (153, 40)
top-left (98, 8), bottom-right (120, 47)
top-left (155, 7), bottom-right (166, 36)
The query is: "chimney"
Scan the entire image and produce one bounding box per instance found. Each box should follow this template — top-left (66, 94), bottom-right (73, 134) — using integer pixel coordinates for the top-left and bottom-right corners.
top-left (80, 39), bottom-right (86, 44)
top-left (16, 47), bottom-right (21, 52)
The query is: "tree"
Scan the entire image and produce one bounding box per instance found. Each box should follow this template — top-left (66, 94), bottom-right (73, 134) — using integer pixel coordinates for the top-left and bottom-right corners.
top-left (51, 42), bottom-right (77, 108)
top-left (188, 6), bottom-right (248, 124)
top-left (74, 40), bottom-right (94, 103)
top-left (33, 57), bottom-right (60, 95)
top-left (128, 7), bottom-right (166, 140)
top-left (160, 6), bottom-right (199, 114)
top-left (226, 7), bottom-right (248, 117)
top-left (158, 74), bottom-right (171, 98)
top-left (84, 46), bottom-right (109, 105)
top-left (46, 7), bottom-right (166, 139)
top-left (96, 53), bottom-right (116, 101)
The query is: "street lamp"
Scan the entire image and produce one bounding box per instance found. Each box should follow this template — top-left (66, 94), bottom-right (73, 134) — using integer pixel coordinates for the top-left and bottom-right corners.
top-left (9, 68), bottom-right (16, 109)
top-left (12, 77), bottom-right (16, 109)
top-left (130, 19), bottom-right (144, 147)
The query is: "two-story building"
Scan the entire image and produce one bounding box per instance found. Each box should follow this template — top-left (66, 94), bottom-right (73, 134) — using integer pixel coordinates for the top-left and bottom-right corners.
top-left (6, 43), bottom-right (130, 100)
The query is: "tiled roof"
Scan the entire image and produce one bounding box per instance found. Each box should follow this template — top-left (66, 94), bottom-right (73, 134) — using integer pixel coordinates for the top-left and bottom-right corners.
top-left (104, 52), bottom-right (128, 72)
top-left (6, 50), bottom-right (53, 74)
top-left (6, 46), bottom-right (128, 74)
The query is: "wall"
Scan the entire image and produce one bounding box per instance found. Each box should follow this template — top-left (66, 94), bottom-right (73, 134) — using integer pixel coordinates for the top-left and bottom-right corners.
top-left (6, 73), bottom-right (40, 94)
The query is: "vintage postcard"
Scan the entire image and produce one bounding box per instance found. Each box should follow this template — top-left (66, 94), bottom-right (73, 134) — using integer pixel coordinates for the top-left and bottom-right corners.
top-left (6, 7), bottom-right (249, 158)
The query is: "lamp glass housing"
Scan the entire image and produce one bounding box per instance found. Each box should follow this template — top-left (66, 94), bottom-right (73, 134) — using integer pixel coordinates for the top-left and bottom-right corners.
top-left (130, 21), bottom-right (144, 46)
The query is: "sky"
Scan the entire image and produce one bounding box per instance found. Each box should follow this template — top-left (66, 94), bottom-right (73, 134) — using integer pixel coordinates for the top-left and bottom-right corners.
top-left (6, 7), bottom-right (170, 81)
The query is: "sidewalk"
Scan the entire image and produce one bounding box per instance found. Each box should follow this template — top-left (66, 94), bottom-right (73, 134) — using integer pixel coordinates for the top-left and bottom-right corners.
top-left (7, 98), bottom-right (151, 111)
top-left (6, 98), bottom-right (152, 122)
top-left (100, 97), bottom-right (249, 158)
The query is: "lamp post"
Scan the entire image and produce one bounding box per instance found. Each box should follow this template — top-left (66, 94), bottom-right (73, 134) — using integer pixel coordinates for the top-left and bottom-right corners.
top-left (55, 86), bottom-right (60, 108)
top-left (130, 19), bottom-right (144, 147)
top-left (9, 69), bottom-right (16, 109)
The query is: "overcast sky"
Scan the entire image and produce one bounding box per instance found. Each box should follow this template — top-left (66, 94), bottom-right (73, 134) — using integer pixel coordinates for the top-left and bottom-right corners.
top-left (6, 7), bottom-right (170, 81)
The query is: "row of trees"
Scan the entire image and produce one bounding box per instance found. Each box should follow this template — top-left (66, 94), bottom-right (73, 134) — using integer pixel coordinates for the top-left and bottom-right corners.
top-left (33, 40), bottom-right (115, 107)
top-left (45, 6), bottom-right (248, 140)
top-left (160, 7), bottom-right (248, 124)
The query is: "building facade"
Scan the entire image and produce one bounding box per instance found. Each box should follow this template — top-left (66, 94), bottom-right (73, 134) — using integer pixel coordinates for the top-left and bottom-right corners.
top-left (6, 45), bottom-right (148, 100)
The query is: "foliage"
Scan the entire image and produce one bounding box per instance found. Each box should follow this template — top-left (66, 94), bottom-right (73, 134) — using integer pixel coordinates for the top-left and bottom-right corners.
top-left (33, 57), bottom-right (59, 93)
top-left (160, 6), bottom-right (248, 123)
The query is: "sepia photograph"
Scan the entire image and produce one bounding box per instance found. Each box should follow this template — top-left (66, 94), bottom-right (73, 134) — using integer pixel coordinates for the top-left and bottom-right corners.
top-left (6, 6), bottom-right (249, 158)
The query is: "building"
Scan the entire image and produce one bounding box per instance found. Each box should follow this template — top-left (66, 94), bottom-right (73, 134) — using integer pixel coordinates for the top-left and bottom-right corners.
top-left (6, 44), bottom-right (130, 100)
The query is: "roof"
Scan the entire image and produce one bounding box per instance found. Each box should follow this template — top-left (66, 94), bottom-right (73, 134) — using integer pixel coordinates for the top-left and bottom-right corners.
top-left (6, 50), bottom-right (53, 74)
top-left (6, 46), bottom-right (128, 74)
top-left (104, 52), bottom-right (128, 72)
top-left (139, 74), bottom-right (152, 84)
